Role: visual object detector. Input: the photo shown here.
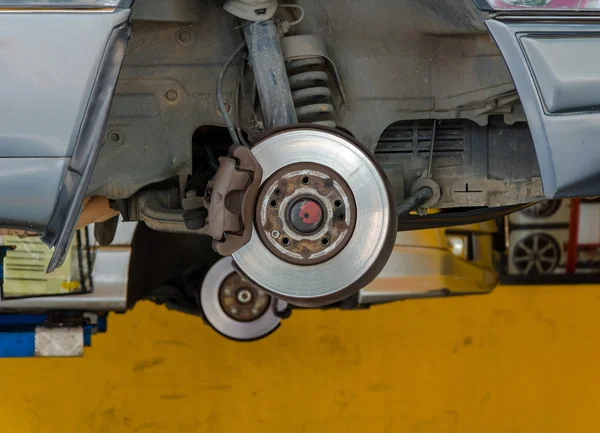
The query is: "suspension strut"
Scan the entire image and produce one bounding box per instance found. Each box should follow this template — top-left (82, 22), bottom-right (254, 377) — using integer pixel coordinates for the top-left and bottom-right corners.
top-left (227, 1), bottom-right (345, 130)
top-left (244, 19), bottom-right (297, 129)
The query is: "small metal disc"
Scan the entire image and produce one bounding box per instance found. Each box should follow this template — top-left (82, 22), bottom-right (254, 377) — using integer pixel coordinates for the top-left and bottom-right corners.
top-left (232, 127), bottom-right (397, 307)
top-left (200, 257), bottom-right (286, 341)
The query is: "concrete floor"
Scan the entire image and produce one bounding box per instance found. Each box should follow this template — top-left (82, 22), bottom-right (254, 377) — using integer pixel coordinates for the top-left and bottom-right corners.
top-left (1, 284), bottom-right (599, 432)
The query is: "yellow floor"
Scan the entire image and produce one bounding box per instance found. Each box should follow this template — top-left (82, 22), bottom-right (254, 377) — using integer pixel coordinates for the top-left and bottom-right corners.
top-left (2, 285), bottom-right (600, 432)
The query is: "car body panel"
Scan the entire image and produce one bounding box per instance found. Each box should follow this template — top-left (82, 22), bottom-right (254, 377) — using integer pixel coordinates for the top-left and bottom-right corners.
top-left (0, 158), bottom-right (69, 230)
top-left (520, 36), bottom-right (600, 114)
top-left (0, 7), bottom-right (131, 273)
top-left (486, 18), bottom-right (600, 198)
top-left (0, 11), bottom-right (130, 158)
top-left (485, 0), bottom-right (594, 9)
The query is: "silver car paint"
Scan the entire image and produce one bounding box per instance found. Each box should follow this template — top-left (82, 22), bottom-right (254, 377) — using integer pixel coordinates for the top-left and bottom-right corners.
top-left (520, 36), bottom-right (600, 114)
top-left (0, 158), bottom-right (69, 230)
top-left (487, 19), bottom-right (600, 197)
top-left (0, 9), bottom-right (130, 230)
top-left (0, 10), bottom-right (131, 158)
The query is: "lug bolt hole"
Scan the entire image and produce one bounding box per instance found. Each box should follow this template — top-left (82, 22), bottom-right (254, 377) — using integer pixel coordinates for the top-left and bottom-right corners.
top-left (321, 238), bottom-right (330, 247)
top-left (282, 237), bottom-right (290, 246)
top-left (301, 176), bottom-right (310, 185)
top-left (334, 199), bottom-right (342, 208)
top-left (339, 214), bottom-right (345, 220)
top-left (274, 188), bottom-right (282, 196)
top-left (270, 200), bottom-right (278, 208)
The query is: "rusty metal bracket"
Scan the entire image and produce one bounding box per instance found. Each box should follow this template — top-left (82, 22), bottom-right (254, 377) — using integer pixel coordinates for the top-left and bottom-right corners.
top-left (205, 145), bottom-right (263, 256)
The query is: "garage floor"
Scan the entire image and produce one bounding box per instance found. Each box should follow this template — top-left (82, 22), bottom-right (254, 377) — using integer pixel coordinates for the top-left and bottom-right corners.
top-left (1, 284), bottom-right (598, 433)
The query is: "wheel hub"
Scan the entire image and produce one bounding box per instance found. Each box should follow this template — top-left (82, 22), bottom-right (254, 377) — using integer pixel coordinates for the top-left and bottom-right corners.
top-left (218, 272), bottom-right (270, 322)
top-left (255, 162), bottom-right (357, 266)
top-left (288, 198), bottom-right (324, 234)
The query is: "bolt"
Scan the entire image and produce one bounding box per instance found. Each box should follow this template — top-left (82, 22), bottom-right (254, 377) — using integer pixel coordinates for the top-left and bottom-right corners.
top-left (237, 289), bottom-right (252, 304)
top-left (165, 89), bottom-right (178, 102)
top-left (251, 308), bottom-right (259, 315)
top-left (179, 31), bottom-right (191, 42)
top-left (177, 29), bottom-right (195, 46)
top-left (223, 289), bottom-right (231, 296)
top-left (230, 308), bottom-right (238, 315)
top-left (271, 230), bottom-right (280, 239)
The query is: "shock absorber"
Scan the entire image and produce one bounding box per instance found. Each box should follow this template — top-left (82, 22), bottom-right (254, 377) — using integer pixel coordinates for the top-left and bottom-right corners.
top-left (244, 19), bottom-right (298, 129)
top-left (282, 35), bottom-right (344, 128)
top-left (286, 57), bottom-right (336, 127)
top-left (281, 35), bottom-right (346, 127)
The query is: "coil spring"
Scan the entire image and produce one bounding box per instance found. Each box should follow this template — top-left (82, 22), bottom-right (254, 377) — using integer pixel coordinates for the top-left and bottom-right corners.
top-left (286, 57), bottom-right (336, 127)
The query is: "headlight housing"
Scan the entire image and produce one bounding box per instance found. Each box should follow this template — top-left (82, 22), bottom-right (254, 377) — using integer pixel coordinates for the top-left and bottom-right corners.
top-left (477, 0), bottom-right (600, 11)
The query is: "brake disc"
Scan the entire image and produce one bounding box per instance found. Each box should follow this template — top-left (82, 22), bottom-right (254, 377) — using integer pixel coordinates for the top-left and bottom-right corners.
top-left (232, 127), bottom-right (397, 307)
top-left (201, 257), bottom-right (286, 341)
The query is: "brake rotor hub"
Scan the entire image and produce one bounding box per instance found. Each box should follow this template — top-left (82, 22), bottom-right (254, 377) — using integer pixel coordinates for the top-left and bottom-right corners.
top-left (218, 271), bottom-right (270, 322)
top-left (255, 163), bottom-right (357, 265)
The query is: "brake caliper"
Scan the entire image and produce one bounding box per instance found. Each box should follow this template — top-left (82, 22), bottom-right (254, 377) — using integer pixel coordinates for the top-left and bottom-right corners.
top-left (204, 145), bottom-right (263, 256)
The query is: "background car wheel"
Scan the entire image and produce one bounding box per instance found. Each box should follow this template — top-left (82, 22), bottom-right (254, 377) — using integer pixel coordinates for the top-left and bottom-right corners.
top-left (513, 233), bottom-right (561, 275)
top-left (520, 200), bottom-right (561, 219)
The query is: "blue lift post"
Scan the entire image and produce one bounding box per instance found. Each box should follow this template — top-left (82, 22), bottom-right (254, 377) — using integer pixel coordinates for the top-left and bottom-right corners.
top-left (0, 314), bottom-right (107, 358)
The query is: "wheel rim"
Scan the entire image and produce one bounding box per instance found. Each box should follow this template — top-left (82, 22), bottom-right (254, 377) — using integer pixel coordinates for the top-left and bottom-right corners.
top-left (521, 201), bottom-right (561, 219)
top-left (513, 233), bottom-right (560, 275)
top-left (232, 127), bottom-right (396, 307)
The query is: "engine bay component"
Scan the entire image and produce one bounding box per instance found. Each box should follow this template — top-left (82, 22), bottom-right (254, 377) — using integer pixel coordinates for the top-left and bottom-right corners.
top-left (200, 257), bottom-right (286, 341)
top-left (232, 127), bottom-right (397, 307)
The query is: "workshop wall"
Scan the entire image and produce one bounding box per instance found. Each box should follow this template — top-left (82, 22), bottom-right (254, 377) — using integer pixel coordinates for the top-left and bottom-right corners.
top-left (1, 285), bottom-right (599, 433)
